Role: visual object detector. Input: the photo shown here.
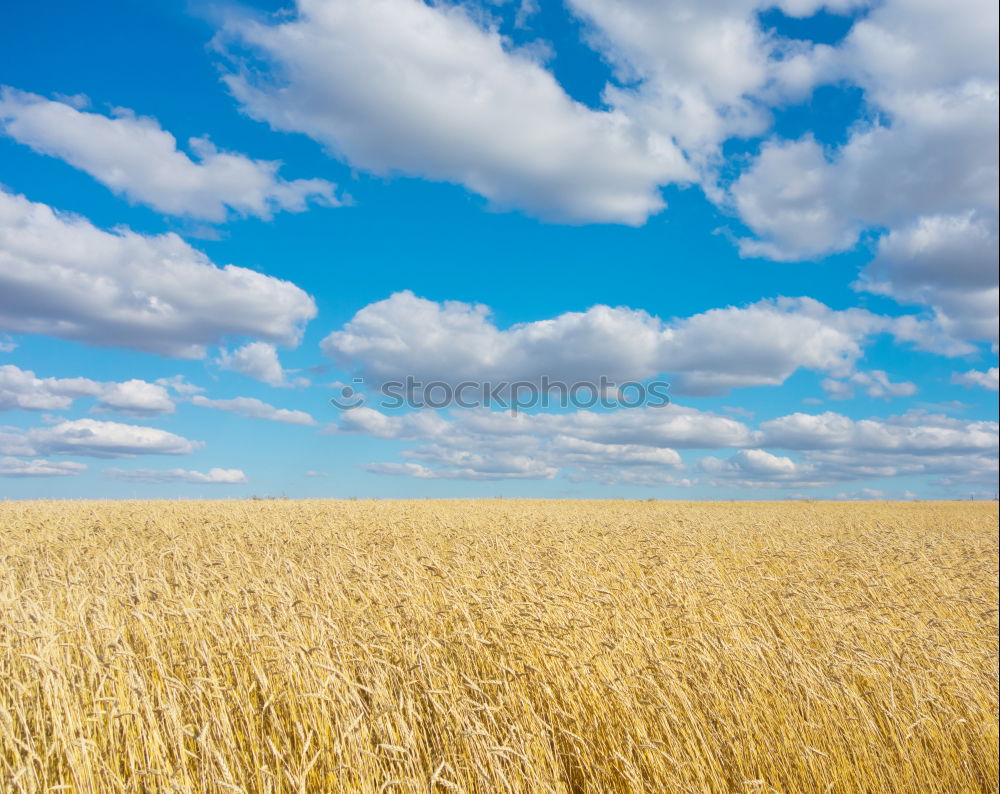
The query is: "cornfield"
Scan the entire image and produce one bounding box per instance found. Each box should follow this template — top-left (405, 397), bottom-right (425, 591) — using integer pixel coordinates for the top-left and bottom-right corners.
top-left (1, 499), bottom-right (996, 793)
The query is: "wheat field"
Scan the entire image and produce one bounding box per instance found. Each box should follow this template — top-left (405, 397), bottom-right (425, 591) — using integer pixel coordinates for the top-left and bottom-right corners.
top-left (0, 500), bottom-right (996, 793)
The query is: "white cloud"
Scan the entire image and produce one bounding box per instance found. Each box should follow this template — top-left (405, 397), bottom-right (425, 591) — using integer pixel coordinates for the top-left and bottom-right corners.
top-left (218, 0), bottom-right (858, 226)
top-left (0, 335), bottom-right (15, 352)
top-left (209, 0), bottom-right (997, 335)
top-left (701, 444), bottom-right (999, 491)
top-left (704, 448), bottom-right (799, 476)
top-left (1, 364), bottom-right (176, 416)
top-left (703, 411), bottom-right (998, 490)
top-left (699, 448), bottom-right (817, 488)
top-left (0, 189), bottom-right (317, 357)
top-left (362, 462), bottom-right (439, 479)
top-left (757, 410), bottom-right (998, 454)
top-left (729, 0), bottom-right (998, 345)
top-left (805, 448), bottom-right (998, 488)
top-left (0, 87), bottom-right (340, 222)
top-left (1, 364), bottom-right (101, 411)
top-left (507, 0), bottom-right (540, 29)
top-left (217, 341), bottom-right (308, 387)
top-left (0, 456), bottom-right (87, 477)
top-left (336, 406), bottom-right (449, 439)
top-left (952, 367), bottom-right (1000, 392)
top-left (104, 467), bottom-right (247, 484)
top-left (664, 298), bottom-right (886, 394)
top-left (191, 395), bottom-right (317, 425)
top-left (564, 0), bottom-right (854, 166)
top-left (821, 370), bottom-right (917, 401)
top-left (0, 418), bottom-right (200, 458)
top-left (322, 291), bottom-right (890, 396)
top-left (156, 375), bottom-right (205, 396)
top-left (212, 0), bottom-right (934, 229)
top-left (833, 488), bottom-right (895, 500)
top-left (337, 403), bottom-right (753, 449)
top-left (335, 403), bottom-right (748, 482)
top-left (861, 213), bottom-right (999, 345)
top-left (365, 458), bottom-right (558, 481)
top-left (819, 378), bottom-right (854, 401)
top-left (329, 401), bottom-right (997, 490)
top-left (94, 379), bottom-right (175, 416)
top-left (734, 0), bottom-right (998, 253)
top-left (731, 89), bottom-right (997, 263)
top-left (840, 0), bottom-right (996, 101)
top-left (888, 315), bottom-right (980, 358)
top-left (218, 342), bottom-right (284, 385)
top-left (217, 0), bottom-right (692, 225)
top-left (731, 136), bottom-right (861, 260)
top-left (550, 436), bottom-right (682, 467)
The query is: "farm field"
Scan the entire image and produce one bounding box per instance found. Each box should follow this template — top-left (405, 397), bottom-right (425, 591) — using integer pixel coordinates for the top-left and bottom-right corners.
top-left (0, 499), bottom-right (996, 793)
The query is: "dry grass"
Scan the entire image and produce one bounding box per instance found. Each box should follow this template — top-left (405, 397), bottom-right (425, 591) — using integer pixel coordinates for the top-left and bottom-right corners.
top-left (0, 499), bottom-right (996, 793)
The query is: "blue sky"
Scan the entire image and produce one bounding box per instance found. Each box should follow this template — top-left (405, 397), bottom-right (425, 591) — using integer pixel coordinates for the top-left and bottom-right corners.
top-left (1, 0), bottom-right (997, 499)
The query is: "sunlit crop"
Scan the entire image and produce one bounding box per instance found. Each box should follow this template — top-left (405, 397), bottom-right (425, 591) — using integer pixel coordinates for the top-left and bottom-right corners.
top-left (1, 499), bottom-right (996, 793)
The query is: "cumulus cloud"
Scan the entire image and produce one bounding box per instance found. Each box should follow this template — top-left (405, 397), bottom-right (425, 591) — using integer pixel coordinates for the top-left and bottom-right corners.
top-left (207, 0), bottom-right (997, 358)
top-left (328, 401), bottom-right (997, 490)
top-left (217, 0), bottom-right (693, 225)
top-left (205, 0), bottom-right (998, 344)
top-left (694, 446), bottom-right (990, 492)
top-left (213, 0), bottom-right (882, 224)
top-left (217, 341), bottom-right (308, 387)
top-left (887, 315), bottom-right (981, 358)
top-left (952, 367), bottom-right (1000, 391)
top-left (700, 439), bottom-right (996, 495)
top-left (1, 364), bottom-right (101, 411)
top-left (701, 443), bottom-right (996, 492)
top-left (804, 448), bottom-right (998, 489)
top-left (365, 458), bottom-right (558, 481)
top-left (337, 403), bottom-right (753, 449)
top-left (757, 410), bottom-right (998, 454)
top-left (0, 456), bottom-right (87, 477)
top-left (334, 403), bottom-right (748, 482)
top-left (861, 213), bottom-right (999, 345)
top-left (732, 1), bottom-right (998, 256)
top-left (322, 291), bottom-right (893, 396)
top-left (731, 136), bottom-right (862, 260)
top-left (729, 0), bottom-right (998, 345)
top-left (104, 467), bottom-right (247, 484)
top-left (699, 449), bottom-right (818, 488)
top-left (191, 395), bottom-right (317, 425)
top-left (0, 189), bottom-right (317, 357)
top-left (0, 418), bottom-right (200, 458)
top-left (832, 488), bottom-right (921, 501)
top-left (731, 94), bottom-right (997, 264)
top-left (156, 375), bottom-right (205, 396)
top-left (704, 448), bottom-right (799, 476)
top-left (821, 370), bottom-right (917, 401)
top-left (1, 365), bottom-right (176, 416)
top-left (0, 87), bottom-right (340, 222)
top-left (564, 0), bottom-right (856, 165)
top-left (93, 379), bottom-right (175, 416)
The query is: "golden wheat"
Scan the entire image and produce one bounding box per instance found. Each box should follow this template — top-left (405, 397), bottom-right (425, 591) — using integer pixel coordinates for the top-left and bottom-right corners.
top-left (0, 499), bottom-right (996, 793)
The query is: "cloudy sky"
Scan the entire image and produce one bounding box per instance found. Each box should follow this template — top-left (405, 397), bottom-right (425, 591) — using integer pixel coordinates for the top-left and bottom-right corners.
top-left (1, 0), bottom-right (997, 499)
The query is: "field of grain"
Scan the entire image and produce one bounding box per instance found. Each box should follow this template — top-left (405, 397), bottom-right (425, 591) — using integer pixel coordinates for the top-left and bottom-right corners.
top-left (0, 500), bottom-right (996, 793)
